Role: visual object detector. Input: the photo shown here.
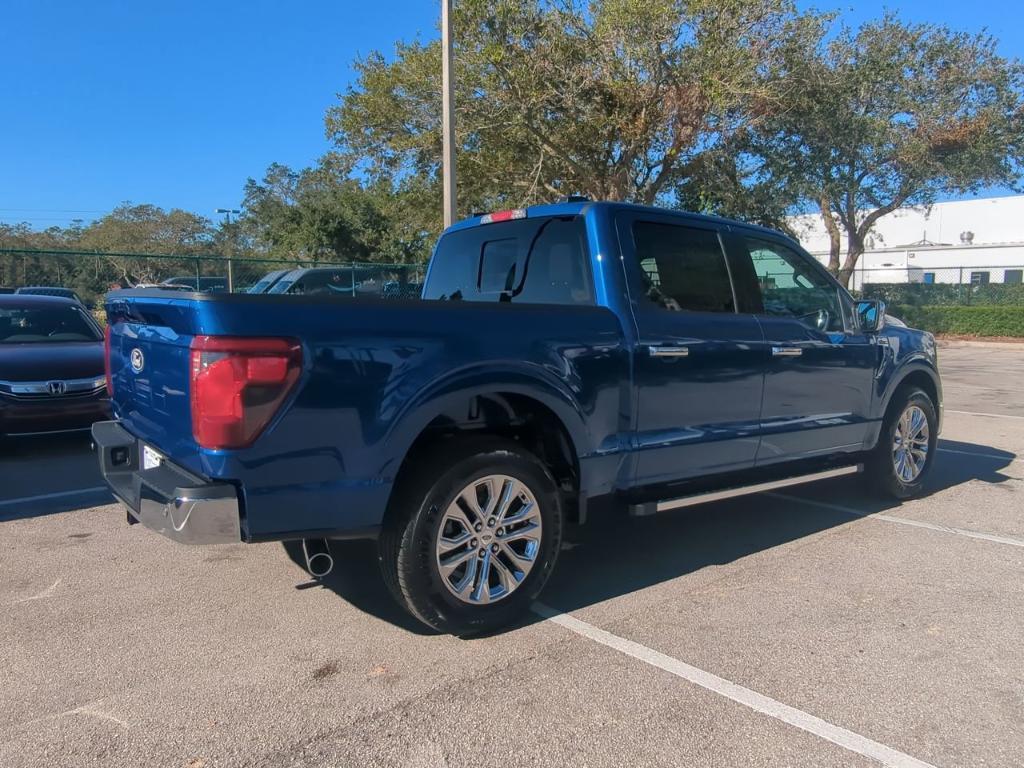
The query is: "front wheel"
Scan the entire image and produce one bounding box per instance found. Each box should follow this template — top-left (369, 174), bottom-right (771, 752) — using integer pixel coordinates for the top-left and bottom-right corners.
top-left (867, 388), bottom-right (938, 499)
top-left (379, 438), bottom-right (563, 635)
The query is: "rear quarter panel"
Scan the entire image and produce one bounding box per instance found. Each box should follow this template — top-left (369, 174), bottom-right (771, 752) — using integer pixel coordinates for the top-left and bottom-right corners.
top-left (107, 292), bottom-right (630, 540)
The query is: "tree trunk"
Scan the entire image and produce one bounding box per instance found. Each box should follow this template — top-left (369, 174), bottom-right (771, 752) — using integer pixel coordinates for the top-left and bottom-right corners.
top-left (838, 231), bottom-right (864, 289)
top-left (818, 196), bottom-right (842, 275)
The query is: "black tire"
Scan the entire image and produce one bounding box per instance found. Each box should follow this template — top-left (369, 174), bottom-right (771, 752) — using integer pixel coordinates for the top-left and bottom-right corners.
top-left (867, 388), bottom-right (938, 499)
top-left (379, 437), bottom-right (563, 635)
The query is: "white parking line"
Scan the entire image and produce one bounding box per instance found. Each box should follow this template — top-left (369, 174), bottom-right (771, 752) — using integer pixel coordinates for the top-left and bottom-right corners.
top-left (12, 578), bottom-right (62, 605)
top-left (938, 447), bottom-right (1020, 463)
top-left (534, 603), bottom-right (936, 768)
top-left (769, 493), bottom-right (1024, 549)
top-left (946, 408), bottom-right (1024, 420)
top-left (0, 486), bottom-right (109, 510)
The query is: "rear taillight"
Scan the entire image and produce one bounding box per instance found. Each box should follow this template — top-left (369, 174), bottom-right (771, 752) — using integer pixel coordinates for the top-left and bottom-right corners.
top-left (189, 336), bottom-right (302, 450)
top-left (104, 325), bottom-right (113, 396)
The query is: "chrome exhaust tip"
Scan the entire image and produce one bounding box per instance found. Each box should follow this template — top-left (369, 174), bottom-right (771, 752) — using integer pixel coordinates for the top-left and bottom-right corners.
top-left (301, 538), bottom-right (334, 579)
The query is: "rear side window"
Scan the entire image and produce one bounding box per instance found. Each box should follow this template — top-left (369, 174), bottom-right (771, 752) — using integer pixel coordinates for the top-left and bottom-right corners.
top-left (518, 218), bottom-right (593, 304)
top-left (424, 217), bottom-right (592, 305)
top-left (631, 222), bottom-right (735, 313)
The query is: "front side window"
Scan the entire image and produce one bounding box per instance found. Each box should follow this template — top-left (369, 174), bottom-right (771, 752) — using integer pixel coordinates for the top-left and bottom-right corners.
top-left (742, 237), bottom-right (844, 332)
top-left (631, 222), bottom-right (735, 313)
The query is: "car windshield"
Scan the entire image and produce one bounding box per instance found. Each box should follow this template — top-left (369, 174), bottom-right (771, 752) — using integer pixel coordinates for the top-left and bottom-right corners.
top-left (0, 306), bottom-right (102, 343)
top-left (248, 277), bottom-right (276, 293)
top-left (268, 278), bottom-right (296, 294)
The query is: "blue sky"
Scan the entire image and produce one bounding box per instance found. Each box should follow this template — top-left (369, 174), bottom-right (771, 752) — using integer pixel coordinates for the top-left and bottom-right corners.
top-left (2, 0), bottom-right (1022, 228)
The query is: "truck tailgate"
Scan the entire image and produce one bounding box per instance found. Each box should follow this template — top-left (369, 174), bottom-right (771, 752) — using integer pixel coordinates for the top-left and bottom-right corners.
top-left (106, 294), bottom-right (199, 460)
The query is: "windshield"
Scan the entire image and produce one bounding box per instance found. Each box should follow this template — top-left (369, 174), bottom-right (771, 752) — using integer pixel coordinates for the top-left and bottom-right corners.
top-left (0, 305), bottom-right (102, 344)
top-left (268, 277), bottom-right (296, 294)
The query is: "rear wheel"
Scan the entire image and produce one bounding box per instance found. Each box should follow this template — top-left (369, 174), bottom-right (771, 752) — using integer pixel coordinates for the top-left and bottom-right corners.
top-left (867, 388), bottom-right (937, 499)
top-left (379, 438), bottom-right (563, 635)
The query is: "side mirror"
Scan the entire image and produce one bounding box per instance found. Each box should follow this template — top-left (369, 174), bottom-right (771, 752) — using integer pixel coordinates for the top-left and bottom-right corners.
top-left (856, 299), bottom-right (886, 332)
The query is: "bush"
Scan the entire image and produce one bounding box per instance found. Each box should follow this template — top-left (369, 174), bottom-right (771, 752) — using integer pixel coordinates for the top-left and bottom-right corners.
top-left (890, 305), bottom-right (1024, 337)
top-left (861, 282), bottom-right (1024, 307)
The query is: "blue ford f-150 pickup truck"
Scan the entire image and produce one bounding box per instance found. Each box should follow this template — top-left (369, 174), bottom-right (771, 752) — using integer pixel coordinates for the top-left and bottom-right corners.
top-left (92, 200), bottom-right (941, 634)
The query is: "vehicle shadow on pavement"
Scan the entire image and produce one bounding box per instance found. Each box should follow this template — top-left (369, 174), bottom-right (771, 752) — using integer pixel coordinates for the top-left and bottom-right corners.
top-left (0, 433), bottom-right (110, 521)
top-left (280, 539), bottom-right (439, 635)
top-left (282, 439), bottom-right (1016, 636)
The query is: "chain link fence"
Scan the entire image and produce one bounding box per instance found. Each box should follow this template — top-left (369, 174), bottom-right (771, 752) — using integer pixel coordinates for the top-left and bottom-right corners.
top-left (850, 265), bottom-right (1024, 337)
top-left (3, 248), bottom-right (1022, 335)
top-left (851, 265), bottom-right (1024, 306)
top-left (0, 249), bottom-right (427, 307)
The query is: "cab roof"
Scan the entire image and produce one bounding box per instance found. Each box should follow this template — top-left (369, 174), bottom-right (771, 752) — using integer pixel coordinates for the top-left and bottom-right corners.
top-left (445, 200), bottom-right (794, 244)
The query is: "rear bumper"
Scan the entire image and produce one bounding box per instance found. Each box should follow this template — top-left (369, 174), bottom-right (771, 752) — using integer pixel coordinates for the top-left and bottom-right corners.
top-left (91, 420), bottom-right (241, 545)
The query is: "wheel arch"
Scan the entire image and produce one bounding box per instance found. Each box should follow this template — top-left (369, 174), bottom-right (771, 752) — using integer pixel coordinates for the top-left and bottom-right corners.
top-left (382, 370), bottom-right (591, 524)
top-left (880, 363), bottom-right (942, 429)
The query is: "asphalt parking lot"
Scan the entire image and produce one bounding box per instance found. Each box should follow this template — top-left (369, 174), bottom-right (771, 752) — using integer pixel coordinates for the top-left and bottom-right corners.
top-left (2, 341), bottom-right (1022, 768)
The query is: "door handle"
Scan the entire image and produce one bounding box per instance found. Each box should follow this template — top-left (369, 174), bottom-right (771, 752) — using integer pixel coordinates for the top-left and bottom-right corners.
top-left (771, 346), bottom-right (803, 357)
top-left (648, 345), bottom-right (689, 358)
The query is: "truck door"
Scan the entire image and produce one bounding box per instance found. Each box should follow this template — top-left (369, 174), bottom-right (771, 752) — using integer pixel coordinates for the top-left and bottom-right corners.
top-left (726, 233), bottom-right (877, 464)
top-left (617, 213), bottom-right (767, 486)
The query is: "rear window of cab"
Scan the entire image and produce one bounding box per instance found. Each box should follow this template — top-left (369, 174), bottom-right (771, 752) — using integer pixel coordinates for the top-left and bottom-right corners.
top-left (423, 217), bottom-right (593, 305)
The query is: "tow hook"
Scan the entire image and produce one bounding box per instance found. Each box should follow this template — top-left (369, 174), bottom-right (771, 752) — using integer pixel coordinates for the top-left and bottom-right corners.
top-left (301, 538), bottom-right (334, 579)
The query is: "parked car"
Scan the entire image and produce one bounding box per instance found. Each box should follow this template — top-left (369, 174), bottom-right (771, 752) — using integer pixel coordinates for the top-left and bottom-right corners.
top-left (15, 286), bottom-right (86, 305)
top-left (1, 295), bottom-right (110, 437)
top-left (382, 280), bottom-right (423, 299)
top-left (160, 276), bottom-right (228, 293)
top-left (93, 200), bottom-right (941, 634)
top-left (267, 267), bottom-right (383, 296)
top-left (246, 269), bottom-right (291, 294)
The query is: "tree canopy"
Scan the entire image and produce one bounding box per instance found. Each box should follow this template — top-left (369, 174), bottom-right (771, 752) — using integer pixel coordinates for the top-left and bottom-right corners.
top-left (327, 0), bottom-right (823, 218)
top-left (240, 163), bottom-right (435, 263)
top-left (754, 14), bottom-right (1024, 284)
top-left (4, 3), bottom-right (1023, 281)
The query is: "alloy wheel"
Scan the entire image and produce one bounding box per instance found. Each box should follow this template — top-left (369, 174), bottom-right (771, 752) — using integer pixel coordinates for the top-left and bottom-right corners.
top-left (434, 474), bottom-right (543, 605)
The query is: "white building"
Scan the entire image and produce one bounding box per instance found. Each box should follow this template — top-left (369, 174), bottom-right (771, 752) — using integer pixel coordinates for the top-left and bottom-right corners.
top-left (791, 195), bottom-right (1024, 289)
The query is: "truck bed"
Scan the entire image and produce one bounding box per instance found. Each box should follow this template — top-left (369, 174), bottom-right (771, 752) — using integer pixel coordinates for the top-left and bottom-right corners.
top-left (104, 289), bottom-right (629, 540)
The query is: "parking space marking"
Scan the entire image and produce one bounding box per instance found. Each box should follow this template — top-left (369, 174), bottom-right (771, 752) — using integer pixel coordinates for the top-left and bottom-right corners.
top-left (10, 698), bottom-right (129, 732)
top-left (11, 578), bottom-right (62, 605)
top-left (0, 486), bottom-right (109, 510)
top-left (534, 603), bottom-right (936, 768)
top-left (769, 493), bottom-right (1024, 549)
top-left (938, 447), bottom-right (1020, 463)
top-left (946, 409), bottom-right (1024, 421)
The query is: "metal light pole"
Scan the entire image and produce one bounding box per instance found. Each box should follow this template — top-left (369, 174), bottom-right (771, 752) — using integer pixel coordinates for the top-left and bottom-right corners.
top-left (216, 208), bottom-right (240, 292)
top-left (441, 0), bottom-right (456, 228)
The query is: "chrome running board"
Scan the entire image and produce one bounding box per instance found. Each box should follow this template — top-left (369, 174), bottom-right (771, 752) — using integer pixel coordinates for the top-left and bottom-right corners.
top-left (628, 465), bottom-right (862, 516)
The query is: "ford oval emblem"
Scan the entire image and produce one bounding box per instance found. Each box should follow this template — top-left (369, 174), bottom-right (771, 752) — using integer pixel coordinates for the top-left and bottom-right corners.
top-left (130, 348), bottom-right (145, 373)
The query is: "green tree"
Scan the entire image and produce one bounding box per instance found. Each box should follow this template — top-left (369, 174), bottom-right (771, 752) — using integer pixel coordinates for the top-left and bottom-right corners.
top-left (77, 203), bottom-right (218, 285)
top-left (241, 163), bottom-right (436, 263)
top-left (754, 14), bottom-right (1024, 286)
top-left (326, 0), bottom-right (823, 221)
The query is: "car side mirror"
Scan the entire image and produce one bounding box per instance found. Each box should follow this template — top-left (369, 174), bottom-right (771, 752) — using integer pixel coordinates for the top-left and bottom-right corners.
top-left (856, 299), bottom-right (886, 332)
